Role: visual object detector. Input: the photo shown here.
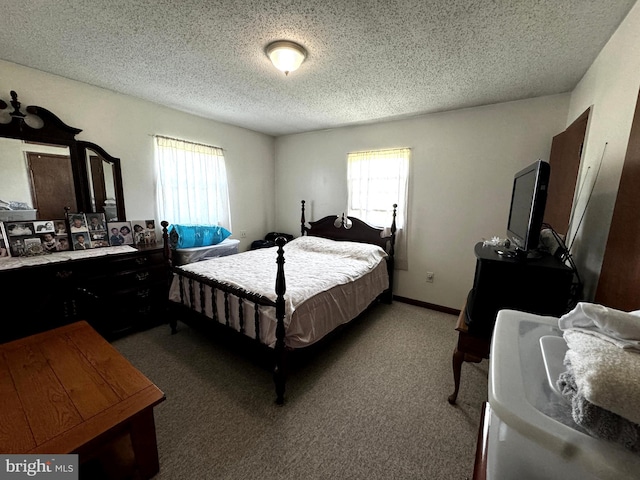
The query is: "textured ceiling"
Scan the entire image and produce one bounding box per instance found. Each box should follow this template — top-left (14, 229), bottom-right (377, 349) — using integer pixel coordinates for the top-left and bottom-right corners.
top-left (0, 0), bottom-right (636, 136)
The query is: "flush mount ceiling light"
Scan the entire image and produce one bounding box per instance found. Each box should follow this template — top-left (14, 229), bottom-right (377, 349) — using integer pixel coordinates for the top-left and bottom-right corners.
top-left (266, 40), bottom-right (307, 76)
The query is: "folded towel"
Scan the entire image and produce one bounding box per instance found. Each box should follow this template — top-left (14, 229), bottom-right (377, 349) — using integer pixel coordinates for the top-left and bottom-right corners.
top-left (563, 329), bottom-right (640, 425)
top-left (558, 302), bottom-right (640, 352)
top-left (557, 363), bottom-right (640, 453)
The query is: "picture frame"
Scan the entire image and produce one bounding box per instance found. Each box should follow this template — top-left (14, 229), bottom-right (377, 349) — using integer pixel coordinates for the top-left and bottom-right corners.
top-left (69, 213), bottom-right (89, 233)
top-left (67, 212), bottom-right (92, 250)
top-left (34, 220), bottom-right (55, 234)
top-left (0, 222), bottom-right (10, 258)
top-left (5, 221), bottom-right (42, 256)
top-left (40, 230), bottom-right (62, 253)
top-left (3, 219), bottom-right (72, 256)
top-left (6, 221), bottom-right (35, 237)
top-left (53, 218), bottom-right (71, 251)
top-left (54, 219), bottom-right (67, 235)
top-left (86, 213), bottom-right (109, 248)
top-left (131, 219), bottom-right (158, 245)
top-left (107, 221), bottom-right (133, 246)
top-left (145, 219), bottom-right (158, 244)
top-left (131, 220), bottom-right (146, 245)
top-left (86, 213), bottom-right (107, 232)
top-left (72, 231), bottom-right (92, 250)
top-left (89, 234), bottom-right (109, 248)
top-left (24, 237), bottom-right (45, 255)
top-left (56, 234), bottom-right (70, 251)
top-left (32, 221), bottom-right (61, 253)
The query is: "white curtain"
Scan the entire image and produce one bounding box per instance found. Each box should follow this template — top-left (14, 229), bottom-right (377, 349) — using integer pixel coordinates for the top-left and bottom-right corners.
top-left (155, 136), bottom-right (231, 230)
top-left (347, 148), bottom-right (410, 270)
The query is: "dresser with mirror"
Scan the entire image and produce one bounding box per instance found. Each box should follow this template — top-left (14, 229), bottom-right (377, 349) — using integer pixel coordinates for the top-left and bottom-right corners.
top-left (0, 91), bottom-right (168, 342)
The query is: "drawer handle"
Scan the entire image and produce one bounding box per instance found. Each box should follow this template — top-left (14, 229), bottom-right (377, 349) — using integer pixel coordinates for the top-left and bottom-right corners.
top-left (76, 288), bottom-right (100, 300)
top-left (135, 272), bottom-right (150, 281)
top-left (135, 257), bottom-right (149, 265)
top-left (55, 270), bottom-right (73, 279)
top-left (137, 289), bottom-right (150, 298)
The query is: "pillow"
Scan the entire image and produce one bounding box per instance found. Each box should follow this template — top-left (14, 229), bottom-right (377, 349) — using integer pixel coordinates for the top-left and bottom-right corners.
top-left (169, 224), bottom-right (231, 249)
top-left (286, 236), bottom-right (387, 267)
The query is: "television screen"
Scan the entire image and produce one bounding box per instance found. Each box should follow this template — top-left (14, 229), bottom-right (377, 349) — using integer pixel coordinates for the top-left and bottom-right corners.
top-left (506, 160), bottom-right (550, 255)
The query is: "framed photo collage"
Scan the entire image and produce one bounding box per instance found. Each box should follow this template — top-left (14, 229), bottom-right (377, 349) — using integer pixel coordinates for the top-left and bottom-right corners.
top-left (0, 213), bottom-right (158, 258)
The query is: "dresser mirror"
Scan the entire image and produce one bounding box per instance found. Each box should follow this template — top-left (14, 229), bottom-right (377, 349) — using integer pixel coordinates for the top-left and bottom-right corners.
top-left (80, 141), bottom-right (125, 221)
top-left (0, 91), bottom-right (126, 221)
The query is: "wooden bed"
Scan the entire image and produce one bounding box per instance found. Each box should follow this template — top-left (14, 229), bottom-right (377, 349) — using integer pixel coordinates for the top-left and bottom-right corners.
top-left (161, 200), bottom-right (396, 404)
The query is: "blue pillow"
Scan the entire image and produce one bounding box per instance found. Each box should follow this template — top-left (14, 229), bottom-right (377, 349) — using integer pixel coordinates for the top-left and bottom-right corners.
top-left (169, 224), bottom-right (232, 249)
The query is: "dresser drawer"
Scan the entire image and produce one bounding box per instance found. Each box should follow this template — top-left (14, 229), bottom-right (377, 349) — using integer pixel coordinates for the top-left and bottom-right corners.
top-left (81, 249), bottom-right (167, 291)
top-left (101, 286), bottom-right (166, 334)
top-left (107, 251), bottom-right (165, 271)
top-left (107, 264), bottom-right (167, 288)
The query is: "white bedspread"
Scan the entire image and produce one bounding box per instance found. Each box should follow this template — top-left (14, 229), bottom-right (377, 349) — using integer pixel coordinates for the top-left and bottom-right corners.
top-left (168, 236), bottom-right (389, 348)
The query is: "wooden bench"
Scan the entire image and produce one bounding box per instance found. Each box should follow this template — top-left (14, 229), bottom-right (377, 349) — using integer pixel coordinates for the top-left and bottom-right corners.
top-left (0, 321), bottom-right (165, 479)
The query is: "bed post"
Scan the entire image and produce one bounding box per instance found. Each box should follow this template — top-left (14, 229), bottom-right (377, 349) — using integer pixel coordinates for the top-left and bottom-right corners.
top-left (161, 221), bottom-right (178, 334)
top-left (161, 221), bottom-right (171, 264)
top-left (390, 204), bottom-right (397, 257)
top-left (384, 204), bottom-right (397, 304)
top-left (273, 236), bottom-right (288, 405)
top-left (301, 199), bottom-right (306, 236)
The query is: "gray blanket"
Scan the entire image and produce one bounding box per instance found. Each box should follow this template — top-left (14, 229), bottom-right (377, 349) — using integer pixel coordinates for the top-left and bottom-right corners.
top-left (557, 360), bottom-right (640, 453)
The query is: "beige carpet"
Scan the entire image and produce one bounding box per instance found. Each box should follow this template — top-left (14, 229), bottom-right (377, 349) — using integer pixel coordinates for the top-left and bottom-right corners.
top-left (113, 301), bottom-right (489, 479)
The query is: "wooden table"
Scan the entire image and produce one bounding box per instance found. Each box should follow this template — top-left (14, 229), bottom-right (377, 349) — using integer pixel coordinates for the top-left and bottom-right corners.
top-left (448, 305), bottom-right (491, 404)
top-left (0, 321), bottom-right (165, 479)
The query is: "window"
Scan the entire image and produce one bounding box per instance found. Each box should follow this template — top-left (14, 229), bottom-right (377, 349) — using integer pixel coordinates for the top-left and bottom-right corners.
top-left (155, 136), bottom-right (231, 229)
top-left (347, 148), bottom-right (410, 268)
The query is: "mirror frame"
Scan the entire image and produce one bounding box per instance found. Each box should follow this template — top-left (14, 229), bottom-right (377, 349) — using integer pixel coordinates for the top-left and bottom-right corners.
top-left (78, 141), bottom-right (126, 221)
top-left (0, 91), bottom-right (126, 221)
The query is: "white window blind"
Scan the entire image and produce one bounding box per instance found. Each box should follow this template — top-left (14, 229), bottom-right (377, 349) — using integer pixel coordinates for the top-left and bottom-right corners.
top-left (347, 148), bottom-right (410, 269)
top-left (155, 136), bottom-right (231, 230)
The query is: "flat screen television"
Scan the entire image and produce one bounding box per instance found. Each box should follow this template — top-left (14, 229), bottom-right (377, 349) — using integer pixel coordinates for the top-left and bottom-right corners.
top-left (506, 160), bottom-right (550, 258)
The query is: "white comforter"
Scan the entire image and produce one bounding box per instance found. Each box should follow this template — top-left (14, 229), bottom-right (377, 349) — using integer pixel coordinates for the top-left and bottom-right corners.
top-left (168, 235), bottom-right (389, 348)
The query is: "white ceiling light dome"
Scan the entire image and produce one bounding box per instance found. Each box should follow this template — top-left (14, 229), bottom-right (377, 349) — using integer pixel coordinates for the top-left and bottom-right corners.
top-left (266, 40), bottom-right (307, 76)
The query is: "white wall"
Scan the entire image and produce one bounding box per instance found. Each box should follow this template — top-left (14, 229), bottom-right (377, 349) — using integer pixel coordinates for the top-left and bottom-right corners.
top-left (0, 137), bottom-right (33, 204)
top-left (0, 60), bottom-right (276, 251)
top-left (565, 1), bottom-right (640, 301)
top-left (275, 95), bottom-right (569, 309)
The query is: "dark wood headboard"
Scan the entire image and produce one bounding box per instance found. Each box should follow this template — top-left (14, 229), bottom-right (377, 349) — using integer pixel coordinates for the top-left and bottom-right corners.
top-left (300, 200), bottom-right (397, 254)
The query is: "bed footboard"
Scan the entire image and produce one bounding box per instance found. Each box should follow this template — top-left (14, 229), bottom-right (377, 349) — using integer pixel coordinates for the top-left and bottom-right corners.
top-left (161, 222), bottom-right (290, 404)
top-left (171, 270), bottom-right (277, 336)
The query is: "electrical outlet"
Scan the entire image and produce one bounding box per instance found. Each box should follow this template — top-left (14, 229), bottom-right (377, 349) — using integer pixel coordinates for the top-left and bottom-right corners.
top-left (426, 271), bottom-right (435, 283)
top-left (240, 230), bottom-right (247, 238)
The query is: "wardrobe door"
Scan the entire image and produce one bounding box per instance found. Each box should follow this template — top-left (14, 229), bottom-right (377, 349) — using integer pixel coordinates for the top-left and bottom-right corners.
top-left (543, 108), bottom-right (589, 235)
top-left (595, 89), bottom-right (640, 310)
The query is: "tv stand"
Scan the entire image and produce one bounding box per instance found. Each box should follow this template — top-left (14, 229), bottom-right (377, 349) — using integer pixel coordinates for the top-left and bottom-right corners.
top-left (494, 247), bottom-right (542, 260)
top-left (468, 242), bottom-right (572, 337)
top-left (448, 242), bottom-right (573, 404)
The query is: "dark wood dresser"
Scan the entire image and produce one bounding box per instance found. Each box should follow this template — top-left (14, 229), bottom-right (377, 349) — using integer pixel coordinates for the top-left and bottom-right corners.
top-left (0, 245), bottom-right (168, 343)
